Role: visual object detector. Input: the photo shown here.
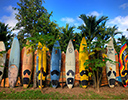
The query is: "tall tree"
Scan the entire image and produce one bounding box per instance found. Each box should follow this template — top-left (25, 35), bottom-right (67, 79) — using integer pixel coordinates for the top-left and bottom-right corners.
top-left (118, 35), bottom-right (128, 45)
top-left (78, 15), bottom-right (114, 92)
top-left (78, 15), bottom-right (108, 44)
top-left (13, 0), bottom-right (59, 51)
top-left (13, 0), bottom-right (60, 89)
top-left (59, 24), bottom-right (75, 52)
top-left (0, 22), bottom-right (13, 50)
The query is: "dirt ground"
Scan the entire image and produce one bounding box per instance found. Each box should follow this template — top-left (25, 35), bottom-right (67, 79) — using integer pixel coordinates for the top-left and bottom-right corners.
top-left (0, 84), bottom-right (128, 97)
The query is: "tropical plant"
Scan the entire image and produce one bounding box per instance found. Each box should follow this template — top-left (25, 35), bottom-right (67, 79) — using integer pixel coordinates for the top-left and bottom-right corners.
top-left (118, 35), bottom-right (128, 46)
top-left (59, 24), bottom-right (75, 52)
top-left (73, 32), bottom-right (82, 50)
top-left (78, 14), bottom-right (117, 92)
top-left (13, 0), bottom-right (60, 90)
top-left (0, 22), bottom-right (13, 50)
top-left (13, 0), bottom-right (59, 51)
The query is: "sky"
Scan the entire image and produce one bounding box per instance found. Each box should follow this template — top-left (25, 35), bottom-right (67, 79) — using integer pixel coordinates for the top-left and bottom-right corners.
top-left (0, 0), bottom-right (128, 39)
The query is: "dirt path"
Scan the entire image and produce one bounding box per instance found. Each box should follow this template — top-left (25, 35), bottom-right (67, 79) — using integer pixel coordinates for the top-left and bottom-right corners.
top-left (0, 85), bottom-right (127, 96)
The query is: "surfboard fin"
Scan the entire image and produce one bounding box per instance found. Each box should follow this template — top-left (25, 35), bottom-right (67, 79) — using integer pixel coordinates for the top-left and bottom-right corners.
top-left (116, 76), bottom-right (122, 82)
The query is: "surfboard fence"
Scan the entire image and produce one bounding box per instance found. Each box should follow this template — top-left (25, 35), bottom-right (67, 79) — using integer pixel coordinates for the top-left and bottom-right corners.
top-left (0, 49), bottom-right (120, 88)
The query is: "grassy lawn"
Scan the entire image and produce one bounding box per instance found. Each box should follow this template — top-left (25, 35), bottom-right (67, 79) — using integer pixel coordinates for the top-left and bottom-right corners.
top-left (0, 88), bottom-right (128, 99)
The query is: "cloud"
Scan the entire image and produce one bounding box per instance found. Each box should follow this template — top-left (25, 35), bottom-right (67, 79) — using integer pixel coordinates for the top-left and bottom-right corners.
top-left (1, 5), bottom-right (18, 34)
top-left (60, 17), bottom-right (75, 24)
top-left (87, 11), bottom-right (101, 17)
top-left (60, 17), bottom-right (81, 27)
top-left (120, 3), bottom-right (128, 9)
top-left (108, 15), bottom-right (128, 38)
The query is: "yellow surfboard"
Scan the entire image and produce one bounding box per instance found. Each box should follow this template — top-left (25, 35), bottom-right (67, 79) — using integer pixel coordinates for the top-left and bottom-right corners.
top-left (79, 37), bottom-right (89, 88)
top-left (37, 42), bottom-right (49, 89)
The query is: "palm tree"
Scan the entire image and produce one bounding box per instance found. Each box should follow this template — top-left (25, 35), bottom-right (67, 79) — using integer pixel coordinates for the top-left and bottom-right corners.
top-left (0, 22), bottom-right (13, 50)
top-left (78, 15), bottom-right (108, 45)
top-left (59, 24), bottom-right (75, 52)
top-left (78, 14), bottom-right (110, 92)
top-left (118, 35), bottom-right (127, 45)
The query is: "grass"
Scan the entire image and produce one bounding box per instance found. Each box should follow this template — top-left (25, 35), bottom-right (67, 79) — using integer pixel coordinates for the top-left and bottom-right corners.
top-left (0, 88), bottom-right (128, 99)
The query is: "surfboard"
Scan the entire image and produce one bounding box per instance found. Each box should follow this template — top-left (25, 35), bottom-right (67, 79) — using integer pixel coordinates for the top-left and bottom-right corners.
top-left (119, 41), bottom-right (128, 87)
top-left (50, 40), bottom-right (61, 88)
top-left (4, 49), bottom-right (11, 88)
top-left (33, 50), bottom-right (37, 88)
top-left (46, 51), bottom-right (51, 85)
top-left (106, 37), bottom-right (116, 88)
top-left (22, 41), bottom-right (33, 88)
top-left (115, 50), bottom-right (119, 78)
top-left (37, 42), bottom-right (49, 89)
top-left (59, 51), bottom-right (66, 88)
top-left (0, 41), bottom-right (6, 82)
top-left (79, 37), bottom-right (89, 88)
top-left (21, 47), bottom-right (25, 81)
top-left (8, 37), bottom-right (20, 88)
top-left (100, 49), bottom-right (108, 86)
top-left (75, 49), bottom-right (80, 86)
top-left (66, 40), bottom-right (75, 89)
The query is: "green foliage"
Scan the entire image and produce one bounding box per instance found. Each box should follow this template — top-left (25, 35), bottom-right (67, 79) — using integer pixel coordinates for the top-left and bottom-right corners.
top-left (13, 0), bottom-right (60, 51)
top-left (78, 15), bottom-right (108, 42)
top-left (78, 14), bottom-right (120, 91)
top-left (59, 24), bottom-right (75, 52)
top-left (0, 22), bottom-right (13, 50)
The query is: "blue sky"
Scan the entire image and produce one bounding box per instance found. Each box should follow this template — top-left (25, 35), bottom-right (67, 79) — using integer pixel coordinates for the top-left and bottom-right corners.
top-left (0, 0), bottom-right (128, 38)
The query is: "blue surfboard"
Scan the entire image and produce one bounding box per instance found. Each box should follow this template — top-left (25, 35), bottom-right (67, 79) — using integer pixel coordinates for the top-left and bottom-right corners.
top-left (50, 41), bottom-right (61, 88)
top-left (8, 37), bottom-right (20, 88)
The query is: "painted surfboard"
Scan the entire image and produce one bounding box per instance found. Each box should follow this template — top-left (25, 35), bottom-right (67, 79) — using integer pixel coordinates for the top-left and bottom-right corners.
top-left (0, 41), bottom-right (6, 82)
top-left (33, 50), bottom-right (37, 88)
top-left (46, 51), bottom-right (51, 85)
top-left (50, 40), bottom-right (61, 88)
top-left (21, 47), bottom-right (25, 80)
top-left (115, 50), bottom-right (119, 78)
top-left (106, 37), bottom-right (116, 88)
top-left (79, 37), bottom-right (89, 88)
top-left (100, 49), bottom-right (108, 86)
top-left (119, 41), bottom-right (128, 87)
top-left (37, 42), bottom-right (49, 89)
top-left (75, 49), bottom-right (80, 86)
top-left (66, 40), bottom-right (75, 89)
top-left (8, 37), bottom-right (20, 88)
top-left (22, 41), bottom-right (33, 88)
top-left (4, 49), bottom-right (11, 88)
top-left (59, 51), bottom-right (66, 88)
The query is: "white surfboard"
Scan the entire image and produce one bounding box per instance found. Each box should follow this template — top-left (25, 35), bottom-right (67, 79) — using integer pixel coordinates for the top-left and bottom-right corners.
top-left (66, 40), bottom-right (75, 89)
top-left (106, 37), bottom-right (116, 88)
top-left (0, 41), bottom-right (6, 82)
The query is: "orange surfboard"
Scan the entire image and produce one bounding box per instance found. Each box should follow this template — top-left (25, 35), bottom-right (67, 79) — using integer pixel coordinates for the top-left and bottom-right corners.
top-left (4, 49), bottom-right (11, 88)
top-left (21, 47), bottom-right (25, 79)
top-left (100, 49), bottom-right (108, 86)
top-left (59, 51), bottom-right (66, 88)
top-left (46, 51), bottom-right (51, 85)
top-left (33, 50), bottom-right (37, 88)
top-left (75, 49), bottom-right (80, 86)
top-left (22, 43), bottom-right (33, 88)
top-left (115, 50), bottom-right (119, 77)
